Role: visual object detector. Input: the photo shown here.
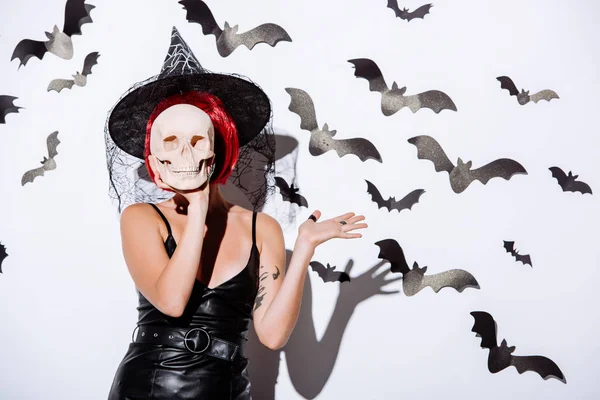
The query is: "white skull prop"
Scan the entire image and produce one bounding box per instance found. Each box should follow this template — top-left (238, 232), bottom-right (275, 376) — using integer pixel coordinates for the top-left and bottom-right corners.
top-left (147, 104), bottom-right (215, 191)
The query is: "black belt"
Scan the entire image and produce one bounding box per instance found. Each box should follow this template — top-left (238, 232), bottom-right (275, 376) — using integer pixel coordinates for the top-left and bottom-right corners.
top-left (132, 325), bottom-right (244, 362)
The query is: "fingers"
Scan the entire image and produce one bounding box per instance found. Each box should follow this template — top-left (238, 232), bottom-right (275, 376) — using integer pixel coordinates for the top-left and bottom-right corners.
top-left (308, 210), bottom-right (321, 222)
top-left (334, 212), bottom-right (355, 223)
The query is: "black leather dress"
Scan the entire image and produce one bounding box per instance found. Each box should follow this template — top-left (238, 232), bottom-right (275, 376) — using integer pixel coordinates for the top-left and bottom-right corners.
top-left (108, 204), bottom-right (259, 400)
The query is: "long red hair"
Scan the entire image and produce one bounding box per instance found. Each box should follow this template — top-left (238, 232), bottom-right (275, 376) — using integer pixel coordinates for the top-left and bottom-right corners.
top-left (144, 91), bottom-right (239, 189)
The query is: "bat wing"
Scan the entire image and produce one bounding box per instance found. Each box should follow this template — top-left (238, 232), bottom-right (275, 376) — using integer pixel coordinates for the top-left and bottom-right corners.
top-left (0, 96), bottom-right (23, 124)
top-left (81, 51), bottom-right (100, 75)
top-left (47, 79), bottom-right (75, 93)
top-left (292, 192), bottom-right (309, 208)
top-left (412, 90), bottom-right (457, 113)
top-left (179, 0), bottom-right (223, 37)
top-left (365, 179), bottom-right (391, 210)
top-left (274, 176), bottom-right (292, 201)
top-left (237, 23), bottom-right (292, 50)
top-left (422, 269), bottom-right (479, 293)
top-left (510, 355), bottom-right (565, 382)
top-left (395, 189), bottom-right (425, 212)
top-left (11, 39), bottom-right (48, 67)
top-left (496, 76), bottom-right (519, 96)
top-left (516, 254), bottom-right (533, 266)
top-left (470, 311), bottom-right (498, 349)
top-left (63, 0), bottom-right (95, 37)
top-left (470, 159), bottom-right (527, 184)
top-left (530, 90), bottom-right (559, 103)
top-left (21, 166), bottom-right (47, 186)
top-left (285, 88), bottom-right (319, 131)
top-left (374, 239), bottom-right (410, 274)
top-left (328, 137), bottom-right (382, 162)
top-left (406, 4), bottom-right (433, 21)
top-left (569, 180), bottom-right (593, 195)
top-left (548, 167), bottom-right (568, 190)
top-left (0, 242), bottom-right (7, 273)
top-left (386, 0), bottom-right (401, 16)
top-left (407, 135), bottom-right (455, 173)
top-left (47, 131), bottom-right (61, 158)
top-left (348, 58), bottom-right (389, 93)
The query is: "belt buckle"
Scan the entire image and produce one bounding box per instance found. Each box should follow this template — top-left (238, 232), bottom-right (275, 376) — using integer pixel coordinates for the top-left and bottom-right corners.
top-left (184, 328), bottom-right (211, 354)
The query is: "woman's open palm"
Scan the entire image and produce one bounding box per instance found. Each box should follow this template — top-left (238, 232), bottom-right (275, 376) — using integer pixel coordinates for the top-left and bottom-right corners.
top-left (298, 210), bottom-right (367, 247)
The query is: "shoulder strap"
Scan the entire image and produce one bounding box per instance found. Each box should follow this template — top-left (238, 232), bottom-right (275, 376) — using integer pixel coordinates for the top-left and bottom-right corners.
top-left (252, 211), bottom-right (257, 245)
top-left (149, 203), bottom-right (172, 236)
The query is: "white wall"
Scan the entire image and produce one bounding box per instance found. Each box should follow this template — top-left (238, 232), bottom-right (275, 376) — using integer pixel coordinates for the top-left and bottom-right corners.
top-left (0, 0), bottom-right (599, 399)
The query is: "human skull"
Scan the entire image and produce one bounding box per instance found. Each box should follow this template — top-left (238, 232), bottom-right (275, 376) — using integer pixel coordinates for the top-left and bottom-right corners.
top-left (148, 104), bottom-right (215, 191)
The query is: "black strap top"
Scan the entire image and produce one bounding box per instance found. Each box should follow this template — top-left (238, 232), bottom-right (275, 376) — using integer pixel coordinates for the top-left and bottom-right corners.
top-left (135, 204), bottom-right (260, 342)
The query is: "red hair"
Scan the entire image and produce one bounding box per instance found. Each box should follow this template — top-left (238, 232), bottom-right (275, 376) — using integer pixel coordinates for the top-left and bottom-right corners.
top-left (144, 91), bottom-right (239, 189)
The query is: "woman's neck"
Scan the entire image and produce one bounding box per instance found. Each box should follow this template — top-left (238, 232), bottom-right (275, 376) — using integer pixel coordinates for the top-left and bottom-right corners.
top-left (167, 182), bottom-right (231, 215)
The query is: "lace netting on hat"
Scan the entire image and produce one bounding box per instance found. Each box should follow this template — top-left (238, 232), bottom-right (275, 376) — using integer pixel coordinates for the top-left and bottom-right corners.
top-left (104, 27), bottom-right (275, 214)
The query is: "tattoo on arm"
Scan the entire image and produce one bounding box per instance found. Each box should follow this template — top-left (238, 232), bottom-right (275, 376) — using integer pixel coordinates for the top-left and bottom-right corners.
top-left (254, 264), bottom-right (281, 312)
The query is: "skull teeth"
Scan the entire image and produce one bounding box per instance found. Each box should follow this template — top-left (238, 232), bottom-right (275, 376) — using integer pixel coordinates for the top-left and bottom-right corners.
top-left (170, 160), bottom-right (204, 174)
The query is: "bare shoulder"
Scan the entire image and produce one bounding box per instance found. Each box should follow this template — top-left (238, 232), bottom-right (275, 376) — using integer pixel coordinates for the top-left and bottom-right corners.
top-left (120, 203), bottom-right (158, 230)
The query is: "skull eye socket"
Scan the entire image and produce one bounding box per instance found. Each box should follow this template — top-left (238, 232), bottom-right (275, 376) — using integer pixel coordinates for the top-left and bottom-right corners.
top-left (162, 135), bottom-right (179, 151)
top-left (190, 135), bottom-right (206, 148)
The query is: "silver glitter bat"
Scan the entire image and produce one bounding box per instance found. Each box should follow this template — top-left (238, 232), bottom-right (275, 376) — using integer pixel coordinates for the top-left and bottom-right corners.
top-left (496, 76), bottom-right (559, 105)
top-left (21, 131), bottom-right (60, 186)
top-left (48, 51), bottom-right (100, 92)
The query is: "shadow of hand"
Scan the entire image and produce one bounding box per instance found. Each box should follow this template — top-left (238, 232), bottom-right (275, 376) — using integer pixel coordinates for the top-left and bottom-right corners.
top-left (338, 259), bottom-right (402, 307)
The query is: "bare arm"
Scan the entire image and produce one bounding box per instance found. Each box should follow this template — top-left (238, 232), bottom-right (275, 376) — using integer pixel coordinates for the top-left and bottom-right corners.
top-left (120, 202), bottom-right (206, 317)
top-left (252, 210), bottom-right (366, 350)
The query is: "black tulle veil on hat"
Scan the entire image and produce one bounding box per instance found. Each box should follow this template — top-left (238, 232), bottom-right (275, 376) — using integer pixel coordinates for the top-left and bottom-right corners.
top-left (104, 27), bottom-right (276, 213)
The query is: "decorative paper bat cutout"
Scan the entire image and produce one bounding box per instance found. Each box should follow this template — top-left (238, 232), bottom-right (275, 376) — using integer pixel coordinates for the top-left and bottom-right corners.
top-left (387, 2), bottom-right (433, 21)
top-left (470, 311), bottom-right (566, 383)
top-left (274, 176), bottom-right (308, 207)
top-left (285, 88), bottom-right (382, 163)
top-left (0, 242), bottom-right (7, 273)
top-left (503, 241), bottom-right (532, 267)
top-left (47, 51), bottom-right (100, 93)
top-left (179, 0), bottom-right (292, 57)
top-left (21, 131), bottom-right (60, 186)
top-left (11, 0), bottom-right (95, 67)
top-left (375, 238), bottom-right (479, 296)
top-left (549, 167), bottom-right (592, 195)
top-left (365, 179), bottom-right (424, 213)
top-left (0, 95), bottom-right (23, 124)
top-left (407, 135), bottom-right (527, 193)
top-left (348, 58), bottom-right (456, 115)
top-left (496, 76), bottom-right (559, 105)
top-left (310, 261), bottom-right (351, 283)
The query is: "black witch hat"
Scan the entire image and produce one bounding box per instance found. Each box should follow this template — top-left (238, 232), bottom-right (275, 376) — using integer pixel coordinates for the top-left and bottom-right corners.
top-left (104, 27), bottom-right (275, 212)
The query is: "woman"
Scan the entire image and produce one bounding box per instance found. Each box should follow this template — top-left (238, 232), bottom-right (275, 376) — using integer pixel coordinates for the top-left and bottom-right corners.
top-left (105, 29), bottom-right (367, 399)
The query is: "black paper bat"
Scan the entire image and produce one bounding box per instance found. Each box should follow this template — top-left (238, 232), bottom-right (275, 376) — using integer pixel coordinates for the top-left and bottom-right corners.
top-left (470, 311), bottom-right (566, 383)
top-left (0, 242), bottom-right (7, 273)
top-left (48, 51), bottom-right (100, 93)
top-left (310, 261), bottom-right (351, 283)
top-left (407, 135), bottom-right (527, 193)
top-left (179, 0), bottom-right (291, 57)
top-left (387, 2), bottom-right (433, 21)
top-left (503, 241), bottom-right (532, 267)
top-left (274, 177), bottom-right (308, 207)
top-left (21, 131), bottom-right (60, 186)
top-left (549, 167), bottom-right (592, 195)
top-left (0, 95), bottom-right (23, 124)
top-left (496, 76), bottom-right (559, 105)
top-left (375, 238), bottom-right (479, 296)
top-left (285, 87), bottom-right (382, 163)
top-left (348, 58), bottom-right (456, 115)
top-left (365, 180), bottom-right (424, 213)
top-left (11, 0), bottom-right (95, 67)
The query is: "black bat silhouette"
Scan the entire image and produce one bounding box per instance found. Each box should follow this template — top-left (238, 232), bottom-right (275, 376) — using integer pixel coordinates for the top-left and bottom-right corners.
top-left (549, 167), bottom-right (592, 195)
top-left (21, 131), bottom-right (60, 186)
top-left (348, 58), bottom-right (456, 115)
top-left (365, 179), bottom-right (425, 213)
top-left (179, 0), bottom-right (291, 57)
top-left (0, 242), bottom-right (7, 273)
top-left (285, 87), bottom-right (382, 163)
top-left (387, 2), bottom-right (433, 21)
top-left (375, 238), bottom-right (479, 296)
top-left (496, 76), bottom-right (559, 105)
top-left (274, 176), bottom-right (308, 207)
top-left (11, 0), bottom-right (95, 68)
top-left (0, 95), bottom-right (23, 124)
top-left (407, 135), bottom-right (527, 193)
top-left (48, 51), bottom-right (100, 93)
top-left (503, 241), bottom-right (532, 267)
top-left (310, 261), bottom-right (351, 283)
top-left (470, 311), bottom-right (566, 383)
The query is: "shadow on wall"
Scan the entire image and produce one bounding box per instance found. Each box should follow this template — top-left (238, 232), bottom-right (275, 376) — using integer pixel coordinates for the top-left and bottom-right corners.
top-left (247, 250), bottom-right (396, 399)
